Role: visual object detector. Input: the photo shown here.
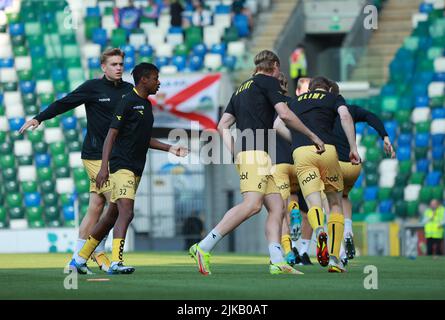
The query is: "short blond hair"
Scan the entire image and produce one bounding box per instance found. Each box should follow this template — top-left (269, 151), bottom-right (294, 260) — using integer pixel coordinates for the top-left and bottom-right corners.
top-left (100, 48), bottom-right (125, 64)
top-left (277, 72), bottom-right (288, 94)
top-left (254, 50), bottom-right (280, 74)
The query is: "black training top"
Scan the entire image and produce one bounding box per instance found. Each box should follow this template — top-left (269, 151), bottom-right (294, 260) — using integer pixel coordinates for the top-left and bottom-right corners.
top-left (289, 90), bottom-right (346, 150)
top-left (109, 89), bottom-right (154, 176)
top-left (224, 74), bottom-right (288, 153)
top-left (274, 95), bottom-right (294, 164)
top-left (333, 104), bottom-right (388, 162)
top-left (33, 76), bottom-right (133, 160)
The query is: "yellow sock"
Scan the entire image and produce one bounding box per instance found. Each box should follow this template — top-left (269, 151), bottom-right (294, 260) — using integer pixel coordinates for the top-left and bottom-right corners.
top-left (92, 252), bottom-right (111, 269)
top-left (307, 206), bottom-right (324, 230)
top-left (112, 238), bottom-right (125, 262)
top-left (281, 234), bottom-right (292, 255)
top-left (327, 213), bottom-right (344, 259)
top-left (79, 236), bottom-right (100, 260)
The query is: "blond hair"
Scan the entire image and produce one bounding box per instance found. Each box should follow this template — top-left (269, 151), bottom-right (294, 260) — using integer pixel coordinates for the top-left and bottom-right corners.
top-left (277, 72), bottom-right (288, 95)
top-left (253, 50), bottom-right (280, 74)
top-left (100, 48), bottom-right (125, 64)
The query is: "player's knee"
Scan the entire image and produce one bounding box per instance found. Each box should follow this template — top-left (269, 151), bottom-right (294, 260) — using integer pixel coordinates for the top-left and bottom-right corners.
top-left (245, 201), bottom-right (263, 217)
top-left (90, 193), bottom-right (106, 210)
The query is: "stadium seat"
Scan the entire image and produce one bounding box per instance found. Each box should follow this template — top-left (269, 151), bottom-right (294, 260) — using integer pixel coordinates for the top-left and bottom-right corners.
top-left (411, 107), bottom-right (430, 123)
top-left (379, 200), bottom-right (393, 214)
top-left (0, 208), bottom-right (7, 228)
top-left (426, 171), bottom-right (442, 186)
top-left (362, 200), bottom-right (378, 213)
top-left (364, 186), bottom-right (378, 201)
top-left (44, 128), bottom-right (64, 144)
top-left (415, 133), bottom-right (430, 147)
top-left (56, 178), bottom-right (74, 194)
top-left (431, 119), bottom-right (445, 134)
top-left (6, 193), bottom-right (23, 208)
top-left (18, 165), bottom-right (36, 181)
top-left (410, 172), bottom-right (425, 185)
top-left (416, 158), bottom-right (430, 173)
top-left (233, 14), bottom-right (250, 37)
top-left (37, 167), bottom-right (53, 181)
top-left (397, 133), bottom-right (412, 147)
top-left (21, 181), bottom-right (37, 193)
top-left (397, 146), bottom-right (411, 161)
top-left (45, 205), bottom-right (61, 227)
top-left (24, 192), bottom-right (41, 207)
top-left (404, 184), bottom-right (421, 201)
top-left (14, 140), bottom-right (32, 157)
top-left (189, 55), bottom-right (203, 71)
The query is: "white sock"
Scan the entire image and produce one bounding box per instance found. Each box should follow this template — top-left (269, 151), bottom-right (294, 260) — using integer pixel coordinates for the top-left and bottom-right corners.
top-left (340, 242), bottom-right (347, 260)
top-left (344, 219), bottom-right (353, 238)
top-left (299, 239), bottom-right (310, 255)
top-left (199, 229), bottom-right (222, 252)
top-left (72, 239), bottom-right (86, 259)
top-left (268, 242), bottom-right (285, 264)
top-left (94, 235), bottom-right (108, 253)
top-left (74, 255), bottom-right (87, 265)
top-left (291, 240), bottom-right (298, 249)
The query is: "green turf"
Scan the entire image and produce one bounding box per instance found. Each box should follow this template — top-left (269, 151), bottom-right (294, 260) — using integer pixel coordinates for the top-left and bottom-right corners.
top-left (0, 252), bottom-right (444, 300)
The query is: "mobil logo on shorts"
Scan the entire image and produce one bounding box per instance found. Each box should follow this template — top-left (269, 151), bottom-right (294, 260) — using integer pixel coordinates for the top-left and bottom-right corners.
top-left (326, 175), bottom-right (339, 182)
top-left (278, 183), bottom-right (289, 190)
top-left (240, 172), bottom-right (249, 180)
top-left (301, 171), bottom-right (318, 185)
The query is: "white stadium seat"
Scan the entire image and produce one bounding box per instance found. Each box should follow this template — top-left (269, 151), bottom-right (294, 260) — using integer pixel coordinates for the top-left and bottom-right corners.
top-left (36, 80), bottom-right (54, 94)
top-left (434, 57), bottom-right (445, 72)
top-left (160, 65), bottom-right (178, 75)
top-left (56, 178), bottom-right (75, 194)
top-left (115, 0), bottom-right (130, 8)
top-left (358, 146), bottom-right (366, 161)
top-left (155, 43), bottom-right (173, 57)
top-left (69, 152), bottom-right (83, 168)
top-left (204, 53), bottom-right (222, 70)
top-left (166, 33), bottom-right (184, 47)
top-left (5, 103), bottom-right (24, 118)
top-left (214, 14), bottom-right (232, 31)
top-left (148, 32), bottom-right (166, 47)
top-left (44, 128), bottom-right (64, 144)
top-left (428, 82), bottom-right (445, 97)
top-left (83, 43), bottom-right (101, 59)
top-left (14, 140), bottom-right (32, 157)
top-left (4, 91), bottom-right (22, 109)
top-left (18, 165), bottom-right (36, 181)
top-left (0, 116), bottom-right (8, 131)
top-left (431, 119), bottom-right (445, 134)
top-left (228, 41), bottom-right (246, 58)
top-left (379, 173), bottom-right (396, 188)
top-left (412, 13), bottom-right (428, 28)
top-left (404, 184), bottom-right (421, 201)
top-left (411, 107), bottom-right (431, 123)
top-left (203, 26), bottom-right (222, 48)
top-left (0, 33), bottom-right (10, 46)
top-left (129, 33), bottom-right (147, 50)
top-left (14, 56), bottom-right (32, 70)
top-left (0, 45), bottom-right (12, 59)
top-left (379, 159), bottom-right (398, 175)
top-left (0, 68), bottom-right (17, 82)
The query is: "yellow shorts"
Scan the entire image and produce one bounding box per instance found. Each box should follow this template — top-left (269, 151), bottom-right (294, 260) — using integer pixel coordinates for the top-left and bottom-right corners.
top-left (271, 163), bottom-right (299, 200)
top-left (339, 161), bottom-right (362, 196)
top-left (235, 150), bottom-right (280, 195)
top-left (292, 144), bottom-right (344, 198)
top-left (110, 169), bottom-right (141, 203)
top-left (82, 160), bottom-right (112, 194)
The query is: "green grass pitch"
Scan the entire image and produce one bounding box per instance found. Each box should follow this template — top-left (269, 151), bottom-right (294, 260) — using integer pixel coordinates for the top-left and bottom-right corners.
top-left (0, 252), bottom-right (444, 300)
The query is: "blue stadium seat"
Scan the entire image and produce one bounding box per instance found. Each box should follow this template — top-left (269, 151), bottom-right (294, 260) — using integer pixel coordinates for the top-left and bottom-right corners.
top-left (223, 55), bottom-right (237, 70)
top-left (215, 4), bottom-right (231, 14)
top-left (397, 146), bottom-right (412, 161)
top-left (433, 72), bottom-right (445, 82)
top-left (51, 69), bottom-right (67, 81)
top-left (0, 58), bottom-right (14, 68)
top-left (426, 171), bottom-right (442, 186)
top-left (418, 71), bottom-right (434, 84)
top-left (0, 93), bottom-right (3, 105)
top-left (9, 23), bottom-right (24, 36)
top-left (30, 45), bottom-right (45, 58)
top-left (398, 133), bottom-right (412, 147)
top-left (63, 205), bottom-right (75, 221)
top-left (233, 14), bottom-right (250, 37)
top-left (24, 192), bottom-right (41, 207)
top-left (193, 43), bottom-right (207, 58)
top-left (354, 172), bottom-right (364, 188)
top-left (189, 55), bottom-right (203, 71)
top-left (379, 200), bottom-right (393, 214)
top-left (419, 2), bottom-right (434, 13)
top-left (139, 45), bottom-right (153, 57)
top-left (8, 118), bottom-right (25, 131)
top-left (124, 56), bottom-right (135, 69)
top-left (415, 133), bottom-right (430, 148)
top-left (61, 116), bottom-right (77, 130)
top-left (384, 121), bottom-right (398, 137)
top-left (169, 26), bottom-right (183, 34)
top-left (415, 95), bottom-right (429, 107)
top-left (413, 83), bottom-right (428, 96)
top-left (172, 55), bottom-right (186, 71)
top-left (432, 146), bottom-right (444, 160)
top-left (366, 126), bottom-right (378, 136)
top-left (419, 37), bottom-right (432, 50)
top-left (364, 186), bottom-right (378, 201)
top-left (395, 48), bottom-right (413, 60)
top-left (121, 45), bottom-right (135, 58)
top-left (86, 6), bottom-right (101, 17)
top-left (88, 57), bottom-right (101, 69)
top-left (416, 158), bottom-right (430, 173)
top-left (211, 43), bottom-right (226, 56)
top-left (432, 134), bottom-right (445, 145)
top-left (155, 56), bottom-right (170, 68)
top-left (355, 122), bottom-right (365, 135)
top-left (35, 154), bottom-right (51, 168)
top-left (432, 108), bottom-right (445, 119)
top-left (19, 81), bottom-right (36, 94)
top-left (92, 28), bottom-right (107, 47)
top-left (380, 83), bottom-right (396, 96)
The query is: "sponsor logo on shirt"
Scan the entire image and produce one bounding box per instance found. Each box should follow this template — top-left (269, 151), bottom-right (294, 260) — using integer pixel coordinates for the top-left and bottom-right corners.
top-left (99, 98), bottom-right (111, 102)
top-left (116, 116), bottom-right (122, 120)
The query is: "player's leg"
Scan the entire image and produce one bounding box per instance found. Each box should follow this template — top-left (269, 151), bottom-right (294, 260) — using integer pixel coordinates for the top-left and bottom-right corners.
top-left (325, 191), bottom-right (346, 272)
top-left (90, 191), bottom-right (112, 271)
top-left (296, 192), bottom-right (313, 265)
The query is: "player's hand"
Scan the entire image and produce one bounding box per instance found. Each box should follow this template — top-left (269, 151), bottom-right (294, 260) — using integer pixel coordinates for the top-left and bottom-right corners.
top-left (96, 167), bottom-right (109, 189)
top-left (169, 145), bottom-right (189, 157)
top-left (19, 119), bottom-right (40, 134)
top-left (349, 149), bottom-right (361, 165)
top-left (312, 136), bottom-right (325, 155)
top-left (383, 136), bottom-right (396, 159)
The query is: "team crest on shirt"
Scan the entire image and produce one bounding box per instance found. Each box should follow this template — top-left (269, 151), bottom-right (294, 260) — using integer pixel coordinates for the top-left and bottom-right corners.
top-left (133, 105), bottom-right (144, 115)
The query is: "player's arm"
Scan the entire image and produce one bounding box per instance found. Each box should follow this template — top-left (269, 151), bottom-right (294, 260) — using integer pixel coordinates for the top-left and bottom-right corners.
top-left (274, 102), bottom-right (325, 154)
top-left (217, 112), bottom-right (236, 155)
top-left (273, 116), bottom-right (291, 142)
top-left (354, 105), bottom-right (395, 159)
top-left (338, 105), bottom-right (361, 164)
top-left (19, 81), bottom-right (92, 133)
top-left (96, 128), bottom-right (118, 189)
top-left (149, 138), bottom-right (189, 157)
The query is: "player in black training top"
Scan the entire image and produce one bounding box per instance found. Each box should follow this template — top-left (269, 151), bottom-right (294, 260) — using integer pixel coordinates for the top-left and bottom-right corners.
top-left (329, 81), bottom-right (395, 263)
top-left (189, 50), bottom-right (325, 276)
top-left (19, 48), bottom-right (133, 272)
top-left (69, 63), bottom-right (188, 275)
top-left (274, 76), bottom-right (360, 273)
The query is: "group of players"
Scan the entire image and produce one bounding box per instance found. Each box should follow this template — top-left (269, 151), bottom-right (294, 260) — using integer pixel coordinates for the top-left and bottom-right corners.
top-left (19, 47), bottom-right (394, 275)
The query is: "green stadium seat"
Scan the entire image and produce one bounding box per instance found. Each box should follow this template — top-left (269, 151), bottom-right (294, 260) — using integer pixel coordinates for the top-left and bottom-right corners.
top-left (361, 135), bottom-right (377, 148)
top-left (394, 200), bottom-right (407, 217)
top-left (0, 155), bottom-right (16, 169)
top-left (5, 181), bottom-right (19, 193)
top-left (44, 118), bottom-right (60, 128)
top-left (416, 121), bottom-right (431, 133)
top-left (60, 33), bottom-right (77, 45)
top-left (365, 173), bottom-right (379, 186)
top-left (27, 34), bottom-right (44, 47)
top-left (0, 131), bottom-right (6, 143)
top-left (352, 201), bottom-right (362, 214)
top-left (409, 172), bottom-right (425, 185)
top-left (0, 106), bottom-right (4, 116)
top-left (6, 12), bottom-right (20, 23)
top-left (399, 122), bottom-right (413, 133)
top-left (40, 180), bottom-right (55, 193)
top-left (398, 160), bottom-right (412, 174)
top-left (431, 186), bottom-right (444, 201)
top-left (25, 21), bottom-right (42, 36)
top-left (379, 111), bottom-right (394, 122)
top-left (64, 57), bottom-right (82, 68)
top-left (53, 154), bottom-right (68, 167)
top-left (73, 167), bottom-right (88, 182)
top-left (392, 185), bottom-right (405, 201)
top-left (433, 159), bottom-right (444, 171)
top-left (2, 168), bottom-right (17, 182)
top-left (406, 201), bottom-right (419, 217)
top-left (55, 166), bottom-right (70, 178)
top-left (414, 147), bottom-right (429, 159)
top-left (137, 56), bottom-right (153, 64)
top-left (0, 142), bottom-right (13, 154)
top-left (67, 141), bottom-right (81, 152)
top-left (27, 130), bottom-right (43, 143)
top-left (6, 193), bottom-right (22, 208)
top-left (419, 186), bottom-right (433, 203)
top-left (349, 187), bottom-right (363, 203)
top-left (33, 141), bottom-right (48, 154)
top-left (0, 208), bottom-right (7, 228)
top-left (223, 26), bottom-right (239, 42)
top-left (75, 179), bottom-right (89, 193)
top-left (395, 172), bottom-right (410, 185)
top-left (9, 207), bottom-right (24, 220)
top-left (185, 26), bottom-right (203, 50)
top-left (43, 193), bottom-right (58, 207)
top-left (381, 96), bottom-right (398, 112)
top-left (13, 45), bottom-right (28, 56)
top-left (67, 68), bottom-right (85, 82)
top-left (174, 44), bottom-right (189, 56)
top-left (64, 129), bottom-right (79, 142)
top-left (25, 104), bottom-right (39, 116)
top-left (430, 96), bottom-right (444, 108)
top-left (9, 131), bottom-right (24, 142)
top-left (2, 82), bottom-right (18, 92)
top-left (49, 142), bottom-right (65, 155)
top-left (378, 187), bottom-right (392, 201)
top-left (21, 181), bottom-right (38, 193)
top-left (17, 155), bottom-right (33, 166)
top-left (27, 207), bottom-right (44, 228)
top-left (84, 16), bottom-right (101, 39)
top-left (362, 200), bottom-right (378, 213)
top-left (37, 167), bottom-right (53, 181)
top-left (45, 206), bottom-right (61, 227)
top-left (111, 28), bottom-right (127, 47)
top-left (53, 80), bottom-right (67, 93)
top-left (17, 70), bottom-right (33, 81)
top-left (365, 147), bottom-right (382, 162)
top-left (60, 193), bottom-right (74, 206)
top-left (78, 192), bottom-right (90, 206)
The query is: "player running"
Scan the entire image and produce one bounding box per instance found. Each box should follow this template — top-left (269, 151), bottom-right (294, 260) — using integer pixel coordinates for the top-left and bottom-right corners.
top-left (189, 50), bottom-right (325, 276)
top-left (274, 76), bottom-right (360, 272)
top-left (68, 63), bottom-right (188, 274)
top-left (19, 48), bottom-right (133, 272)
